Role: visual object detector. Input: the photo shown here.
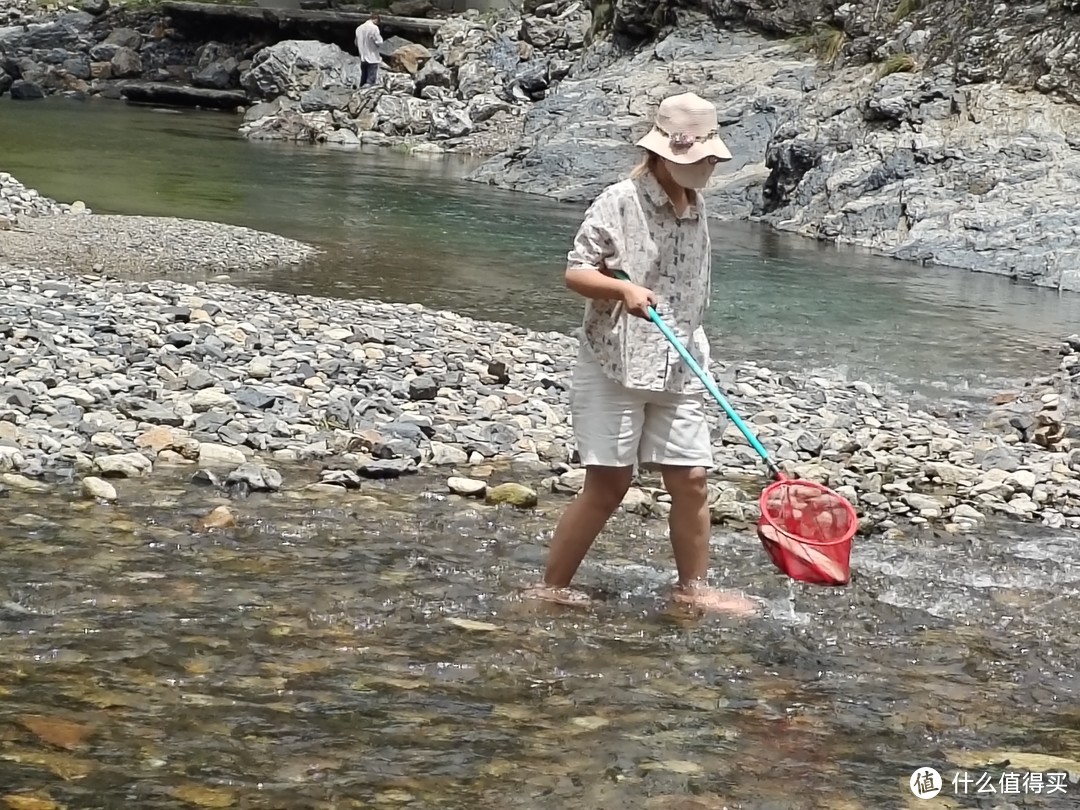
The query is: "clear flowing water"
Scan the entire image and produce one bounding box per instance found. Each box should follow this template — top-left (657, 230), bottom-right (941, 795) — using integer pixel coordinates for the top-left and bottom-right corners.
top-left (1, 473), bottom-right (1079, 809)
top-left (2, 96), bottom-right (1078, 412)
top-left (3, 96), bottom-right (1080, 809)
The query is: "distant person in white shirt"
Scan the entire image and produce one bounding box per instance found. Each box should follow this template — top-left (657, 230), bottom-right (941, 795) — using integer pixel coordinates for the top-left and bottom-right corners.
top-left (355, 13), bottom-right (383, 87)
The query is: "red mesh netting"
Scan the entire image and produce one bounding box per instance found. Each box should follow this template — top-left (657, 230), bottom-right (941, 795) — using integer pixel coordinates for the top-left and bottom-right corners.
top-left (757, 477), bottom-right (858, 586)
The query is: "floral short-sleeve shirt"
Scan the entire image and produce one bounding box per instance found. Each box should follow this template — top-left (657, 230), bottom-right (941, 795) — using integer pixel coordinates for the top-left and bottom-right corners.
top-left (566, 170), bottom-right (713, 395)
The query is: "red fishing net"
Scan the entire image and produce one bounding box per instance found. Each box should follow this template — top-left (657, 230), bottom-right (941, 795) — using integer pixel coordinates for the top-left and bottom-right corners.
top-left (757, 475), bottom-right (858, 586)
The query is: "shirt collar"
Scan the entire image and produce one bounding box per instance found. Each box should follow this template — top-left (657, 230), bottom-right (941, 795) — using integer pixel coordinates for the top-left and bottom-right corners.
top-left (635, 170), bottom-right (701, 220)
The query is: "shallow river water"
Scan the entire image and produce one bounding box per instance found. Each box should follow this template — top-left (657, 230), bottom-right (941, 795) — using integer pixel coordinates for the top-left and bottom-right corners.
top-left (3, 97), bottom-right (1080, 809)
top-left (1, 469), bottom-right (1079, 809)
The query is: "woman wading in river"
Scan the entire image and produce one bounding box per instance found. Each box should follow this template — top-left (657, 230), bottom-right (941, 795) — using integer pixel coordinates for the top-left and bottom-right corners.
top-left (532, 92), bottom-right (757, 615)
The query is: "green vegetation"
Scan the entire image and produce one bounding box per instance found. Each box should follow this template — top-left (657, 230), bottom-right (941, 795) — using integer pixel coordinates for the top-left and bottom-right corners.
top-left (891, 0), bottom-right (923, 24)
top-left (790, 24), bottom-right (847, 65)
top-left (875, 51), bottom-right (918, 78)
top-left (586, 0), bottom-right (613, 44)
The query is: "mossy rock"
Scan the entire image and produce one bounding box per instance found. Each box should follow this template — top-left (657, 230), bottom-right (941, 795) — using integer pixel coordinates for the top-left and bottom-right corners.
top-left (485, 482), bottom-right (538, 509)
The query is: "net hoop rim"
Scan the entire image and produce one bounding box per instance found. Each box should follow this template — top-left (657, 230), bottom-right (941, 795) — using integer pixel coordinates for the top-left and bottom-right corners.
top-left (757, 477), bottom-right (859, 549)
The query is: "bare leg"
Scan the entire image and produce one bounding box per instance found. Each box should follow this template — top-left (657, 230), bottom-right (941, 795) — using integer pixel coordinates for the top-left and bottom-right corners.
top-left (525, 466), bottom-right (632, 606)
top-left (542, 465), bottom-right (634, 588)
top-left (662, 465), bottom-right (711, 585)
top-left (662, 465), bottom-right (757, 616)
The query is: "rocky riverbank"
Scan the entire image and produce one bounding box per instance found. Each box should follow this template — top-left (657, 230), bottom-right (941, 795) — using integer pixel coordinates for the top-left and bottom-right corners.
top-left (0, 172), bottom-right (318, 272)
top-left (0, 0), bottom-right (590, 157)
top-left (238, 5), bottom-right (589, 155)
top-left (1, 204), bottom-right (1077, 537)
top-left (7, 0), bottom-right (1080, 289)
top-left (0, 170), bottom-right (88, 227)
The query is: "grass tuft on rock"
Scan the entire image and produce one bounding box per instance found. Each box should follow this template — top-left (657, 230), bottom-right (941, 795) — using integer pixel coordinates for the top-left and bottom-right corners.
top-left (876, 52), bottom-right (918, 79)
top-left (891, 0), bottom-right (923, 23)
top-left (790, 24), bottom-right (847, 65)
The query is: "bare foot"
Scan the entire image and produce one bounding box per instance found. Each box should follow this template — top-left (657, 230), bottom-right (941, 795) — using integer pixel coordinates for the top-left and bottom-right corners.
top-left (671, 584), bottom-right (759, 616)
top-left (521, 583), bottom-right (594, 607)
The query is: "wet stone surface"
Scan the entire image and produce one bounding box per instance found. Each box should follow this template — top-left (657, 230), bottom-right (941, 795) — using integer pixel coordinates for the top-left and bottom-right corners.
top-left (0, 470), bottom-right (1078, 808)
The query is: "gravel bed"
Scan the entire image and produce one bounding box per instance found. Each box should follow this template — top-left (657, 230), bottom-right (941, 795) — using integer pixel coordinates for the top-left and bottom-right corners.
top-left (0, 170), bottom-right (81, 225)
top-left (0, 212), bottom-right (319, 274)
top-left (0, 260), bottom-right (1077, 537)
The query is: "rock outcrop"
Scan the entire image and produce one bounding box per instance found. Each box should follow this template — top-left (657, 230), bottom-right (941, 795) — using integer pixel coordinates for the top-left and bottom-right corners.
top-left (758, 67), bottom-right (1080, 292)
top-left (0, 0), bottom-right (592, 155)
top-left (469, 18), bottom-right (814, 215)
top-left (0, 0), bottom-right (449, 107)
top-left (237, 3), bottom-right (591, 155)
top-left (160, 0), bottom-right (445, 50)
top-left (471, 0), bottom-right (1080, 292)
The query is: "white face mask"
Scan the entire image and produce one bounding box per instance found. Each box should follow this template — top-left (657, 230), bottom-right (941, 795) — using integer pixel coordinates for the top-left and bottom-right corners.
top-left (664, 158), bottom-right (716, 189)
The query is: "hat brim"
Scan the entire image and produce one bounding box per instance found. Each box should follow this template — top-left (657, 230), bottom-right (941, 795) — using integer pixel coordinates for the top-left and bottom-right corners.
top-left (635, 127), bottom-right (732, 164)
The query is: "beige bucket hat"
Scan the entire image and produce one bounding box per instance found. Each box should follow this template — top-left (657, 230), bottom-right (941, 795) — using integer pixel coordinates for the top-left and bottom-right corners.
top-left (635, 92), bottom-right (732, 164)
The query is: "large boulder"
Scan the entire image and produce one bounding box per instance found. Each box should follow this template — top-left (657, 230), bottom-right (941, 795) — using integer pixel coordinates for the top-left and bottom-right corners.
top-left (240, 107), bottom-right (337, 142)
top-left (374, 94), bottom-right (434, 135)
top-left (0, 11), bottom-right (94, 51)
top-left (240, 40), bottom-right (364, 101)
top-left (386, 42), bottom-right (431, 75)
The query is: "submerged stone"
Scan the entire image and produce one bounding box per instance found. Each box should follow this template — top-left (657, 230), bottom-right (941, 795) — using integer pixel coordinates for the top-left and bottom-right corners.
top-left (485, 482), bottom-right (537, 508)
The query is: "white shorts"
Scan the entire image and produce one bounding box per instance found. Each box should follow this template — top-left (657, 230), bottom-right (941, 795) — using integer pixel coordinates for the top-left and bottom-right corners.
top-left (569, 348), bottom-right (714, 469)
